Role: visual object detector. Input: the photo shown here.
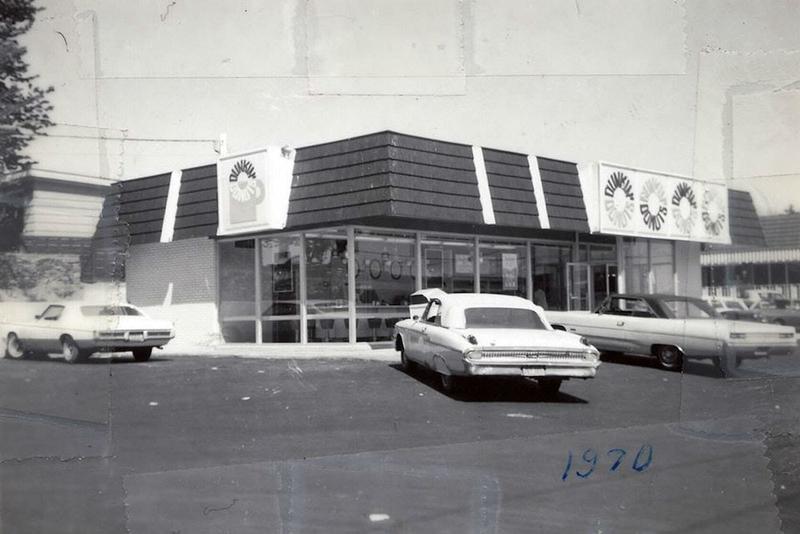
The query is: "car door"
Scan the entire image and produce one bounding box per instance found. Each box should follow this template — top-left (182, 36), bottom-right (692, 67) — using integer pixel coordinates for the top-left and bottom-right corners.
top-left (569, 297), bottom-right (634, 353)
top-left (622, 298), bottom-right (684, 356)
top-left (404, 299), bottom-right (438, 362)
top-left (27, 305), bottom-right (66, 352)
top-left (414, 299), bottom-right (442, 367)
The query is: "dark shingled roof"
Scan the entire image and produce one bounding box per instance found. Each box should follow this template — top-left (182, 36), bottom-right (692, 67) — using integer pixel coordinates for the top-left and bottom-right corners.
top-left (761, 213), bottom-right (800, 249)
top-left (100, 130), bottom-right (591, 244)
top-left (727, 189), bottom-right (765, 247)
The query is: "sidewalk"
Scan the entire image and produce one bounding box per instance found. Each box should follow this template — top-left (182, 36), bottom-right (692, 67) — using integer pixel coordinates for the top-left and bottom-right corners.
top-left (158, 342), bottom-right (399, 362)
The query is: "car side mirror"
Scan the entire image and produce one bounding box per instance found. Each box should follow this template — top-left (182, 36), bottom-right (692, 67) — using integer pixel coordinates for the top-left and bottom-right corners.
top-left (34, 314), bottom-right (41, 320)
top-left (412, 315), bottom-right (419, 321)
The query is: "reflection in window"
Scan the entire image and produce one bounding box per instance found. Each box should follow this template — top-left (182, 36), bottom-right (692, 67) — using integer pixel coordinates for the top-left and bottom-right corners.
top-left (355, 230), bottom-right (415, 341)
top-left (422, 236), bottom-right (474, 293)
top-left (260, 236), bottom-right (301, 342)
top-left (305, 230), bottom-right (349, 342)
top-left (533, 245), bottom-right (570, 310)
top-left (479, 241), bottom-right (527, 297)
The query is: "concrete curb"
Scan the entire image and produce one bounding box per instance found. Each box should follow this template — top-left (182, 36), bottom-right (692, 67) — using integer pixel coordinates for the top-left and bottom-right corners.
top-left (157, 344), bottom-right (399, 362)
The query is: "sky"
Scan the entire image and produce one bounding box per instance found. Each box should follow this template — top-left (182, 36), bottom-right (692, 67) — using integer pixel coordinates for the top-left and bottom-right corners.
top-left (18, 0), bottom-right (800, 215)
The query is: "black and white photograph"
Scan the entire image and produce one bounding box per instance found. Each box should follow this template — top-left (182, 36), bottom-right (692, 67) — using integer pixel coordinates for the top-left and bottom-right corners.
top-left (1, 1), bottom-right (800, 532)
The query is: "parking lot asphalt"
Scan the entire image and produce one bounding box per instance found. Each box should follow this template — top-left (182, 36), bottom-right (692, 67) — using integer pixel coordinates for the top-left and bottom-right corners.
top-left (1, 350), bottom-right (799, 533)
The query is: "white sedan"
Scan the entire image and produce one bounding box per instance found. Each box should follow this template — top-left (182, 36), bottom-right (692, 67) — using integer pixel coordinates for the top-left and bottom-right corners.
top-left (547, 294), bottom-right (797, 375)
top-left (393, 292), bottom-right (600, 395)
top-left (2, 303), bottom-right (174, 363)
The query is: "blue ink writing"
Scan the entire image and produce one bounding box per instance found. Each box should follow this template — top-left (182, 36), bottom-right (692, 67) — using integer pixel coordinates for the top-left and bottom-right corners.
top-left (561, 444), bottom-right (653, 481)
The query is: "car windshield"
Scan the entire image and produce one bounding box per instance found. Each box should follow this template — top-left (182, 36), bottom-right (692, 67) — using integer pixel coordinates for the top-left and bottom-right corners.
top-left (724, 300), bottom-right (745, 310)
top-left (81, 306), bottom-right (142, 316)
top-left (463, 307), bottom-right (546, 329)
top-left (660, 299), bottom-right (716, 319)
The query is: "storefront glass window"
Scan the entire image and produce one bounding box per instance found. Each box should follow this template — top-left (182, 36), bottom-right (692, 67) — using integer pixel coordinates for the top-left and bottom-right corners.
top-left (260, 236), bottom-right (301, 343)
top-left (305, 229), bottom-right (349, 342)
top-left (355, 230), bottom-right (416, 341)
top-left (219, 239), bottom-right (256, 342)
top-left (479, 241), bottom-right (528, 297)
top-left (421, 236), bottom-right (475, 293)
top-left (754, 264), bottom-right (769, 285)
top-left (734, 265), bottom-right (753, 286)
top-left (788, 262), bottom-right (800, 284)
top-left (769, 263), bottom-right (787, 285)
top-left (532, 244), bottom-right (570, 310)
top-left (623, 239), bottom-right (649, 294)
top-left (590, 245), bottom-right (617, 307)
top-left (650, 240), bottom-right (674, 294)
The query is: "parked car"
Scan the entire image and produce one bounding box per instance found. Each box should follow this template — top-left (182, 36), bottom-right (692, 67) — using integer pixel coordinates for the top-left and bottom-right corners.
top-left (705, 297), bottom-right (765, 323)
top-left (547, 294), bottom-right (797, 375)
top-left (749, 300), bottom-right (800, 331)
top-left (2, 303), bottom-right (174, 363)
top-left (393, 292), bottom-right (600, 395)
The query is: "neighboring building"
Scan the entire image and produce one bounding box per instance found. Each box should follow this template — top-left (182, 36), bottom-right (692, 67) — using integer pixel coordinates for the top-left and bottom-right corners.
top-left (0, 169), bottom-right (112, 299)
top-left (0, 169), bottom-right (110, 254)
top-left (702, 211), bottom-right (800, 301)
top-left (99, 131), bottom-right (757, 345)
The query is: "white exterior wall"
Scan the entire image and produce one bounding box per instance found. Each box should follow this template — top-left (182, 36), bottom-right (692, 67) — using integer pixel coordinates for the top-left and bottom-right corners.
top-left (126, 237), bottom-right (220, 345)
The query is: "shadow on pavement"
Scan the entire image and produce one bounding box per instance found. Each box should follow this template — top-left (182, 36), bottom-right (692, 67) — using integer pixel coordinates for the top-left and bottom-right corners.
top-left (388, 363), bottom-right (588, 404)
top-left (3, 354), bottom-right (172, 365)
top-left (600, 352), bottom-right (725, 379)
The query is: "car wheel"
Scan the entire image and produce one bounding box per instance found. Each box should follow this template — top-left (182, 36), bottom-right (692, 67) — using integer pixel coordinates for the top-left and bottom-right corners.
top-left (716, 352), bottom-right (740, 378)
top-left (538, 378), bottom-right (562, 398)
top-left (400, 349), bottom-right (415, 372)
top-left (654, 345), bottom-right (683, 371)
top-left (133, 347), bottom-right (152, 362)
top-left (439, 373), bottom-right (460, 394)
top-left (4, 333), bottom-right (26, 359)
top-left (61, 336), bottom-right (83, 364)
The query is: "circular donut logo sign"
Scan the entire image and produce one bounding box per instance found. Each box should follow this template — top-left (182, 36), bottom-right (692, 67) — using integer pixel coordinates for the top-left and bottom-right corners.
top-left (702, 187), bottom-right (726, 236)
top-left (671, 182), bottom-right (697, 235)
top-left (603, 171), bottom-right (635, 228)
top-left (639, 178), bottom-right (667, 231)
top-left (228, 159), bottom-right (264, 204)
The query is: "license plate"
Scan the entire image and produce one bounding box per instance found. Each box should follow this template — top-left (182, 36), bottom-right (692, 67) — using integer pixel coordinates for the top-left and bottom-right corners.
top-left (521, 367), bottom-right (544, 377)
top-left (130, 334), bottom-right (144, 343)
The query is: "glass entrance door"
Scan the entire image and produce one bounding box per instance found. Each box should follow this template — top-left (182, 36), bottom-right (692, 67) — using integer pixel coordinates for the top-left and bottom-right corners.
top-left (566, 262), bottom-right (590, 311)
top-left (592, 263), bottom-right (618, 309)
top-left (568, 262), bottom-right (618, 311)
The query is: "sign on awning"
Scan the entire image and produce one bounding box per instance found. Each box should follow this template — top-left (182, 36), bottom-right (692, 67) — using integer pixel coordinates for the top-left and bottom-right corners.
top-left (217, 146), bottom-right (296, 236)
top-left (597, 163), bottom-right (731, 244)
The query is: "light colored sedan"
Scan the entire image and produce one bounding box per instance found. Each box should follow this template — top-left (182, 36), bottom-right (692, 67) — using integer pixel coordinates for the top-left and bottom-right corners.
top-left (393, 292), bottom-right (600, 395)
top-left (2, 303), bottom-right (174, 363)
top-left (547, 294), bottom-right (797, 375)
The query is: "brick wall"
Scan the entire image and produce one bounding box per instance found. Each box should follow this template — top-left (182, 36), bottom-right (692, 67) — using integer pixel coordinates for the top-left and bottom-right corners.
top-left (126, 237), bottom-right (220, 345)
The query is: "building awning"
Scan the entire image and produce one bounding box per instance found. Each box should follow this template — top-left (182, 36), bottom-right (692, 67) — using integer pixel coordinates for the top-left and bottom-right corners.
top-left (702, 209), bottom-right (798, 266)
top-left (96, 131), bottom-right (591, 246)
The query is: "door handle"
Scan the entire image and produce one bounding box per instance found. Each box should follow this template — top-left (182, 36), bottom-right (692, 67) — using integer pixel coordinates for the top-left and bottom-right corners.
top-left (616, 321), bottom-right (625, 327)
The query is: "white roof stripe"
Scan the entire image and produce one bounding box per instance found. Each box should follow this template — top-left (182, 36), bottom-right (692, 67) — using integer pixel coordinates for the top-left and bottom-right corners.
top-left (472, 146), bottom-right (496, 225)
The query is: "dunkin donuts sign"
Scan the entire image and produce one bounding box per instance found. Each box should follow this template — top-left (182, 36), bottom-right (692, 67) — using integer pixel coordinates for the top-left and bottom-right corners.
top-left (217, 146), bottom-right (296, 236)
top-left (598, 163), bottom-right (730, 244)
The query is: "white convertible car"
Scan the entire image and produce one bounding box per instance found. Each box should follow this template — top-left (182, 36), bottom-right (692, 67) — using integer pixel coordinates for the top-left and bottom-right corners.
top-left (547, 294), bottom-right (797, 375)
top-left (3, 303), bottom-right (174, 363)
top-left (393, 292), bottom-right (600, 395)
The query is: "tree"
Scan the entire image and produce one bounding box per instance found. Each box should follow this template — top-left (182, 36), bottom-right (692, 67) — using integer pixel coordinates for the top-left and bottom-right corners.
top-left (0, 0), bottom-right (53, 174)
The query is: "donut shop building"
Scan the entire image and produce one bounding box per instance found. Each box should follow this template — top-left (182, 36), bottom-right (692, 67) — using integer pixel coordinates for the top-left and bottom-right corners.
top-left (94, 131), bottom-right (759, 344)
